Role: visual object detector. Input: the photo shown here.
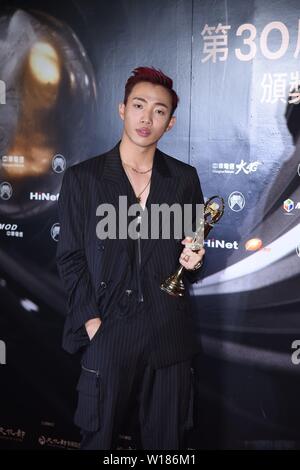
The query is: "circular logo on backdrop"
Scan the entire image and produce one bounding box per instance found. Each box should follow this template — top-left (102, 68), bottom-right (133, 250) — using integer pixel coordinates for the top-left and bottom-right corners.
top-left (283, 198), bottom-right (294, 213)
top-left (0, 181), bottom-right (12, 200)
top-left (228, 191), bottom-right (245, 212)
top-left (51, 223), bottom-right (60, 242)
top-left (52, 154), bottom-right (66, 173)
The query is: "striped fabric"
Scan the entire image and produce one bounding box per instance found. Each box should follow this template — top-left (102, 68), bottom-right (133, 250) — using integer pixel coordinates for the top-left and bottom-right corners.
top-left (56, 140), bottom-right (204, 369)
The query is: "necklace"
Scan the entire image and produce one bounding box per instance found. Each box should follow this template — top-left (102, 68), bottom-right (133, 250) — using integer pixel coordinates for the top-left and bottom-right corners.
top-left (123, 166), bottom-right (152, 204)
top-left (122, 161), bottom-right (153, 174)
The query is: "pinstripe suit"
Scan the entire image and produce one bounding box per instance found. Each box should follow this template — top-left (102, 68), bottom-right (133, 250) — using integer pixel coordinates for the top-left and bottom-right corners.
top-left (56, 140), bottom-right (204, 449)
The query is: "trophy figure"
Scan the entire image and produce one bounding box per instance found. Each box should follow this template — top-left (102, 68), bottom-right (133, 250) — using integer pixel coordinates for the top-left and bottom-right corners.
top-left (160, 196), bottom-right (225, 297)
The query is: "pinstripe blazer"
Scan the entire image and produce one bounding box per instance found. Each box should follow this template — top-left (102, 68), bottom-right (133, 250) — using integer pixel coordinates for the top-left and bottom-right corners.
top-left (56, 140), bottom-right (204, 369)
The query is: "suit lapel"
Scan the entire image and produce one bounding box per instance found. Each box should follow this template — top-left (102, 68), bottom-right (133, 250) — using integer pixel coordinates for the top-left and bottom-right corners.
top-left (100, 141), bottom-right (134, 263)
top-left (141, 147), bottom-right (178, 270)
top-left (99, 140), bottom-right (179, 270)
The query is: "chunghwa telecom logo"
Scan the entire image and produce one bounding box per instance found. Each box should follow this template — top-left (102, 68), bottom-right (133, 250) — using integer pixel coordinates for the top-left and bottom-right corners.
top-left (1, 155), bottom-right (24, 168)
top-left (212, 160), bottom-right (262, 175)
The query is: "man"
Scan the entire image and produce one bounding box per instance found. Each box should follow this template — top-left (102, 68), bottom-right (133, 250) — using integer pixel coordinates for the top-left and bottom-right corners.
top-left (56, 66), bottom-right (205, 450)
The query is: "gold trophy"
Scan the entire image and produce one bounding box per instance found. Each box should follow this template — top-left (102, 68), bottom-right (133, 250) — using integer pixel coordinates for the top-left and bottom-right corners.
top-left (160, 196), bottom-right (225, 297)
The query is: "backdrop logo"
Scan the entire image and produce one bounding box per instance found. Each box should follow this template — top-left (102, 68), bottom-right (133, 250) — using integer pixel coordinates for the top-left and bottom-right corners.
top-left (30, 192), bottom-right (59, 201)
top-left (51, 223), bottom-right (60, 242)
top-left (283, 198), bottom-right (294, 212)
top-left (296, 243), bottom-right (300, 258)
top-left (0, 182), bottom-right (12, 201)
top-left (1, 155), bottom-right (24, 167)
top-left (0, 222), bottom-right (23, 238)
top-left (52, 154), bottom-right (66, 173)
top-left (0, 223), bottom-right (17, 231)
top-left (212, 160), bottom-right (261, 175)
top-left (204, 238), bottom-right (239, 249)
top-left (0, 340), bottom-right (6, 365)
top-left (283, 198), bottom-right (300, 213)
top-left (0, 79), bottom-right (6, 104)
top-left (38, 434), bottom-right (80, 449)
top-left (228, 191), bottom-right (245, 211)
top-left (0, 427), bottom-right (26, 442)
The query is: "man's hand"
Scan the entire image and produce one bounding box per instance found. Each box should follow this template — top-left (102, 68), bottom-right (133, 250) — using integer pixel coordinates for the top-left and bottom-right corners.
top-left (85, 317), bottom-right (102, 340)
top-left (179, 236), bottom-right (205, 270)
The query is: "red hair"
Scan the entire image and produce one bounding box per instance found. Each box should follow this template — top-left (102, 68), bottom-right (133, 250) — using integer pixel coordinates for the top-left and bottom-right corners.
top-left (123, 66), bottom-right (179, 116)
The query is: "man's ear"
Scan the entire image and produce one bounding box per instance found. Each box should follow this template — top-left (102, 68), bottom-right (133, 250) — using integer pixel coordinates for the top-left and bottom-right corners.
top-left (165, 115), bottom-right (176, 132)
top-left (119, 102), bottom-right (125, 121)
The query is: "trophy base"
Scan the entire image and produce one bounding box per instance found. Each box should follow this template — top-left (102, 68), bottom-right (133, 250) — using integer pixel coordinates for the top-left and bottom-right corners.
top-left (160, 275), bottom-right (185, 297)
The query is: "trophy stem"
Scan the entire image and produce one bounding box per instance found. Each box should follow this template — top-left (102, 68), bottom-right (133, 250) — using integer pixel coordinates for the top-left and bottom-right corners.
top-left (160, 195), bottom-right (225, 298)
top-left (160, 264), bottom-right (185, 297)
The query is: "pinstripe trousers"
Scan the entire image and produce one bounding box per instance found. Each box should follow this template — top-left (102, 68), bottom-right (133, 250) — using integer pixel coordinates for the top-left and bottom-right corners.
top-left (75, 306), bottom-right (195, 450)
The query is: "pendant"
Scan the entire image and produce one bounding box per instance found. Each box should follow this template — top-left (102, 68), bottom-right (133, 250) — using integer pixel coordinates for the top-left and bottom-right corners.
top-left (136, 196), bottom-right (141, 203)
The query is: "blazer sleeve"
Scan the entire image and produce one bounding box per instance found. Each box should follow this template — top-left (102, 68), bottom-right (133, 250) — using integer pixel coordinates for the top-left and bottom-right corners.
top-left (185, 167), bottom-right (206, 284)
top-left (56, 167), bottom-right (101, 334)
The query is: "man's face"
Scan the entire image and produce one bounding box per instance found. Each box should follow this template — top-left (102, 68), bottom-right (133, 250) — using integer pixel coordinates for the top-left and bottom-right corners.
top-left (119, 81), bottom-right (176, 148)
